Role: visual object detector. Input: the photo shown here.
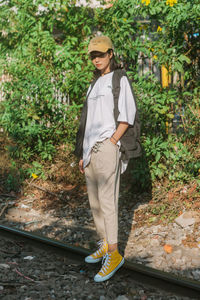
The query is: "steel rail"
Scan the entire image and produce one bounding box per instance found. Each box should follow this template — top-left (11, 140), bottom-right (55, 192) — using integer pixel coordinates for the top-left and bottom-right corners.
top-left (0, 224), bottom-right (200, 298)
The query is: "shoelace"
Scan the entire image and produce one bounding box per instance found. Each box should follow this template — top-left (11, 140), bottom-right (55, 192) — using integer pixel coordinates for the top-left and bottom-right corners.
top-left (100, 253), bottom-right (111, 275)
top-left (93, 240), bottom-right (105, 257)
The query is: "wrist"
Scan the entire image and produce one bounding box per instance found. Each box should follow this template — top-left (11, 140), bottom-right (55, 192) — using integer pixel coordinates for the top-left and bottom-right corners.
top-left (110, 136), bottom-right (117, 144)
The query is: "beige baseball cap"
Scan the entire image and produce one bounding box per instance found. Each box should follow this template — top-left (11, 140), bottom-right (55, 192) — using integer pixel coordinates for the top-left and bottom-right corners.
top-left (88, 36), bottom-right (114, 53)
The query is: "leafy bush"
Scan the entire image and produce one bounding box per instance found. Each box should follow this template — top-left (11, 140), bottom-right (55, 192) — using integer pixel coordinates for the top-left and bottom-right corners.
top-left (0, 0), bottom-right (199, 189)
top-left (2, 61), bottom-right (81, 161)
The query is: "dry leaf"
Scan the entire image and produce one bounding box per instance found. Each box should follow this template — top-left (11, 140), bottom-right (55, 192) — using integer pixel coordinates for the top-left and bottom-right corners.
top-left (164, 244), bottom-right (173, 254)
top-left (168, 192), bottom-right (174, 202)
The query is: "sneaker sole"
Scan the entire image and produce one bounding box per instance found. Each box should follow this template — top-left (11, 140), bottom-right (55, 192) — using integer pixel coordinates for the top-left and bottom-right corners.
top-left (94, 257), bottom-right (125, 282)
top-left (85, 256), bottom-right (102, 263)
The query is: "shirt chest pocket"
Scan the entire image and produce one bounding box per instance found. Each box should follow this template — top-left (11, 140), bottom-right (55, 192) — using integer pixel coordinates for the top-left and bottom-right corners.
top-left (89, 83), bottom-right (112, 98)
top-left (88, 94), bottom-right (104, 102)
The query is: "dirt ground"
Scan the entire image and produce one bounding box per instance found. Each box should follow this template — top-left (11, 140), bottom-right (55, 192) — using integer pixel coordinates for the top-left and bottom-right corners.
top-left (1, 132), bottom-right (199, 232)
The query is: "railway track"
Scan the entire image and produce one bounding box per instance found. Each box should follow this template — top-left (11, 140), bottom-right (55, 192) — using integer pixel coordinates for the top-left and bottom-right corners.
top-left (0, 224), bottom-right (200, 299)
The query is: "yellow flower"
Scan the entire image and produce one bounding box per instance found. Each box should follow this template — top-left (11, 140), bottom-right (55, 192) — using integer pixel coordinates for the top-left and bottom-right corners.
top-left (166, 0), bottom-right (177, 7)
top-left (32, 173), bottom-right (38, 179)
top-left (142, 0), bottom-right (150, 5)
top-left (123, 18), bottom-right (127, 22)
top-left (157, 26), bottom-right (162, 32)
top-left (153, 55), bottom-right (158, 60)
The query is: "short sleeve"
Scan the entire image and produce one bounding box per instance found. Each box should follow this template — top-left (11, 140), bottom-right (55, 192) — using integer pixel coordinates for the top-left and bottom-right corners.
top-left (86, 84), bottom-right (91, 96)
top-left (117, 76), bottom-right (136, 125)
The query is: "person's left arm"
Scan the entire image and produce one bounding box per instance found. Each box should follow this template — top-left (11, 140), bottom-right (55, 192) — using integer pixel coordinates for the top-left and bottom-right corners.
top-left (110, 122), bottom-right (129, 144)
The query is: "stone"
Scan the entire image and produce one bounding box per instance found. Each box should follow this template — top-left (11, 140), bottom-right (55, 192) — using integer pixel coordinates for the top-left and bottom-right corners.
top-left (156, 231), bottom-right (168, 237)
top-left (0, 264), bottom-right (10, 269)
top-left (151, 249), bottom-right (164, 257)
top-left (175, 211), bottom-right (200, 228)
top-left (154, 259), bottom-right (164, 268)
top-left (23, 256), bottom-right (35, 260)
top-left (191, 258), bottom-right (200, 266)
top-left (135, 245), bottom-right (144, 253)
top-left (175, 258), bottom-right (183, 267)
top-left (20, 285), bottom-right (28, 292)
top-left (138, 289), bottom-right (145, 295)
top-left (128, 288), bottom-right (138, 296)
top-left (115, 296), bottom-right (129, 300)
top-left (171, 249), bottom-right (182, 260)
top-left (191, 269), bottom-right (200, 281)
top-left (151, 225), bottom-right (161, 234)
top-left (180, 256), bottom-right (187, 266)
top-left (189, 248), bottom-right (200, 256)
top-left (150, 239), bottom-right (160, 247)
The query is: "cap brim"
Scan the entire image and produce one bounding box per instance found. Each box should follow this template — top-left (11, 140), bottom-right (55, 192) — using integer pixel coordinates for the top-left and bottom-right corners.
top-left (88, 46), bottom-right (109, 53)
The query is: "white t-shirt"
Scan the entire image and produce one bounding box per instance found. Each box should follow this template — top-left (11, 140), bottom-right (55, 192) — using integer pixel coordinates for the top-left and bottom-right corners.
top-left (83, 71), bottom-right (136, 173)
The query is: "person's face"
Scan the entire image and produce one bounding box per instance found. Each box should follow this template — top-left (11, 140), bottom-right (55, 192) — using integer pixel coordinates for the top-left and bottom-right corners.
top-left (90, 51), bottom-right (113, 75)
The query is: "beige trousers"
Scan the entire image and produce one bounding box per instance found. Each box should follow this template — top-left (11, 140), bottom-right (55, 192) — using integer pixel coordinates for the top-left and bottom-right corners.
top-left (85, 138), bottom-right (120, 244)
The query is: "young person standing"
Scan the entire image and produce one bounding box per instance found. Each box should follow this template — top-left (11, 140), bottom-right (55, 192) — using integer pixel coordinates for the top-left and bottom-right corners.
top-left (74, 35), bottom-right (141, 282)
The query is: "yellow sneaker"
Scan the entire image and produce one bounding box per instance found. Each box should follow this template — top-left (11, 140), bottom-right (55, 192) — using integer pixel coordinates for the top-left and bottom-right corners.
top-left (94, 249), bottom-right (124, 282)
top-left (85, 239), bottom-right (108, 263)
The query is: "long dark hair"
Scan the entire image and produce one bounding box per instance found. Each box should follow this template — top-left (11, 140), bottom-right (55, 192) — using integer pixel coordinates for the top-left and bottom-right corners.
top-left (93, 49), bottom-right (122, 78)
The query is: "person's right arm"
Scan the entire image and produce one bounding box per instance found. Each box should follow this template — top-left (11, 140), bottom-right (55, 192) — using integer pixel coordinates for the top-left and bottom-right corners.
top-left (79, 159), bottom-right (84, 174)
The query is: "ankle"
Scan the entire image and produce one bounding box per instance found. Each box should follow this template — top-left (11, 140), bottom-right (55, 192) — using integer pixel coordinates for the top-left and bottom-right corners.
top-left (108, 243), bottom-right (118, 252)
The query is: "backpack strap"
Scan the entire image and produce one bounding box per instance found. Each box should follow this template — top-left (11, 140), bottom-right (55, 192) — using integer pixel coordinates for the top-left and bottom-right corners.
top-left (112, 69), bottom-right (127, 123)
top-left (112, 69), bottom-right (142, 159)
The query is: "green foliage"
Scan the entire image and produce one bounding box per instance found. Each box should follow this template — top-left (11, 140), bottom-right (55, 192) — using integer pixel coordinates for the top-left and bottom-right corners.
top-left (4, 161), bottom-right (25, 192)
top-left (95, 0), bottom-right (199, 80)
top-left (143, 135), bottom-right (194, 182)
top-left (129, 71), bottom-right (199, 186)
top-left (132, 73), bottom-right (176, 136)
top-left (26, 161), bottom-right (46, 180)
top-left (0, 0), bottom-right (199, 190)
top-left (0, 1), bottom-right (91, 161)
